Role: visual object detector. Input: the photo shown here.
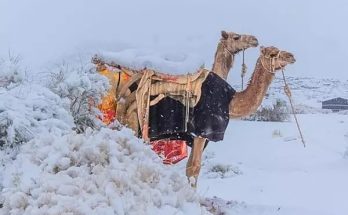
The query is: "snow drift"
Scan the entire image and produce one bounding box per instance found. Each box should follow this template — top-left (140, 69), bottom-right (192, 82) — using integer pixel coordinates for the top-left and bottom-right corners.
top-left (0, 127), bottom-right (204, 215)
top-left (0, 57), bottom-right (210, 214)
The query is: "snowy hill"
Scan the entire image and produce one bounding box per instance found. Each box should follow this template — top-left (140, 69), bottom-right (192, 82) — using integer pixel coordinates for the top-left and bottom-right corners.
top-left (267, 77), bottom-right (348, 109)
top-left (229, 76), bottom-right (348, 113)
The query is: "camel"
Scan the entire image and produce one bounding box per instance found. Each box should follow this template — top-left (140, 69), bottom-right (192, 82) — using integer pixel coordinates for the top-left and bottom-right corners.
top-left (115, 32), bottom-right (259, 188)
top-left (187, 46), bottom-right (296, 186)
top-left (93, 33), bottom-right (297, 188)
top-left (229, 46), bottom-right (296, 118)
top-left (93, 31), bottom-right (258, 130)
top-left (93, 31), bottom-right (259, 187)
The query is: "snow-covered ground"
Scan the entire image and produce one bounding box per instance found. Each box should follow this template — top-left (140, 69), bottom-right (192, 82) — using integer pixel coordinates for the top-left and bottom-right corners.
top-left (194, 114), bottom-right (348, 214)
top-left (1, 127), bottom-right (204, 215)
top-left (1, 1), bottom-right (348, 212)
top-left (2, 57), bottom-right (348, 214)
top-left (1, 46), bottom-right (348, 215)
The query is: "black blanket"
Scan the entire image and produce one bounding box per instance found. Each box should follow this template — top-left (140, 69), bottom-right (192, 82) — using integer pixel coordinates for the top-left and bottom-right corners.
top-left (149, 72), bottom-right (235, 144)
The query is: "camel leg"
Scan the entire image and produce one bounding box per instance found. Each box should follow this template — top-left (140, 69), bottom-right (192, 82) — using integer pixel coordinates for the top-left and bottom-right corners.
top-left (186, 137), bottom-right (206, 187)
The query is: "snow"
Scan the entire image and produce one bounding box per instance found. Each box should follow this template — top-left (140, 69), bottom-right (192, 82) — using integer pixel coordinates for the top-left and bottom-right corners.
top-left (1, 40), bottom-right (348, 215)
top-left (1, 47), bottom-right (348, 215)
top-left (96, 49), bottom-right (204, 75)
top-left (1, 128), bottom-right (204, 215)
top-left (0, 83), bottom-right (74, 147)
top-left (1, 1), bottom-right (348, 213)
top-left (196, 114), bottom-right (348, 215)
top-left (1, 68), bottom-right (348, 215)
top-left (1, 59), bottom-right (206, 214)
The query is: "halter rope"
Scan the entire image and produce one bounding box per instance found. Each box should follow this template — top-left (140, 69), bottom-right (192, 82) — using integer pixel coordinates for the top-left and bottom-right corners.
top-left (241, 49), bottom-right (247, 90)
top-left (221, 41), bottom-right (247, 88)
top-left (221, 41), bottom-right (235, 57)
top-left (221, 42), bottom-right (235, 77)
top-left (261, 51), bottom-right (306, 147)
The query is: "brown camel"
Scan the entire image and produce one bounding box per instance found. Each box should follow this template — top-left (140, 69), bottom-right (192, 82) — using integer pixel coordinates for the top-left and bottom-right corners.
top-left (185, 31), bottom-right (259, 186)
top-left (187, 46), bottom-right (296, 186)
top-left (92, 30), bottom-right (258, 132)
top-left (93, 31), bottom-right (267, 187)
top-left (118, 31), bottom-right (258, 128)
top-left (230, 46), bottom-right (296, 118)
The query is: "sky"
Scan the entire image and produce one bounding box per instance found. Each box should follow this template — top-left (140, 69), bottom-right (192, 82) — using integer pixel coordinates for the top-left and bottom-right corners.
top-left (1, 0), bottom-right (348, 80)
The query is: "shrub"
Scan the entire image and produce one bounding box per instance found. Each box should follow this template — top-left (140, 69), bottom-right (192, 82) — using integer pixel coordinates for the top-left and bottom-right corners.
top-left (46, 62), bottom-right (109, 133)
top-left (0, 56), bottom-right (29, 148)
top-left (0, 56), bottom-right (74, 149)
top-left (245, 99), bottom-right (290, 122)
top-left (0, 54), bottom-right (26, 89)
top-left (0, 84), bottom-right (75, 148)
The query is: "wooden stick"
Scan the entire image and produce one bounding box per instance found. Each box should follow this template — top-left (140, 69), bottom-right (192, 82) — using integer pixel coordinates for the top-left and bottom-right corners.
top-left (281, 69), bottom-right (306, 147)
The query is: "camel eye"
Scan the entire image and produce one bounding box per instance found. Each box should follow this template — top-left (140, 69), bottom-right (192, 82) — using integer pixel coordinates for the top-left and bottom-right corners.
top-left (270, 53), bottom-right (277, 57)
top-left (233, 35), bottom-right (241, 40)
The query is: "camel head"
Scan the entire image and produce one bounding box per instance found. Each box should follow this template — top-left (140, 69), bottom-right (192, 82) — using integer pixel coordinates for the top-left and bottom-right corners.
top-left (260, 46), bottom-right (296, 70)
top-left (220, 30), bottom-right (259, 54)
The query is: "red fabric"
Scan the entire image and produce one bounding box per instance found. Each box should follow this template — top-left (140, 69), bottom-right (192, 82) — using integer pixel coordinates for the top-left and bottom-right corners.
top-left (151, 139), bottom-right (188, 165)
top-left (99, 109), bottom-right (116, 125)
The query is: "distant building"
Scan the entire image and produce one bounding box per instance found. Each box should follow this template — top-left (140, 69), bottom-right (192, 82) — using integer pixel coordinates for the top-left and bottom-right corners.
top-left (322, 97), bottom-right (348, 112)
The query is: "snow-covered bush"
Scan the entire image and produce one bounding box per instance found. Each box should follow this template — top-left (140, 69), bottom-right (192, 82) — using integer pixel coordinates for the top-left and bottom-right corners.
top-left (0, 57), bottom-right (74, 148)
top-left (0, 128), bottom-right (204, 214)
top-left (200, 197), bottom-right (244, 215)
top-left (204, 163), bottom-right (242, 179)
top-left (46, 63), bottom-right (109, 133)
top-left (0, 55), bottom-right (26, 89)
top-left (245, 99), bottom-right (290, 122)
top-left (0, 84), bottom-right (74, 148)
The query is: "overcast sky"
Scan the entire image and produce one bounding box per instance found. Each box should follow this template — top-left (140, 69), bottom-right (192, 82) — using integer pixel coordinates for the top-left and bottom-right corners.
top-left (1, 0), bottom-right (348, 80)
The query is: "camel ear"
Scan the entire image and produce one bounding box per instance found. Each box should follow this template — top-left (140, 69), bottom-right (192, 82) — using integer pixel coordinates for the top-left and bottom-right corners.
top-left (221, 31), bottom-right (229, 39)
top-left (260, 46), bottom-right (266, 54)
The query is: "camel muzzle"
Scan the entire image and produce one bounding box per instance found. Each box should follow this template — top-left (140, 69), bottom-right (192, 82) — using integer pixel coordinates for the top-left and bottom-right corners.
top-left (250, 36), bottom-right (259, 47)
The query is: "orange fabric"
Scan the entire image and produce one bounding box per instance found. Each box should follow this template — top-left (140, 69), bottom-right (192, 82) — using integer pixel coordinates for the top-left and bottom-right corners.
top-left (97, 67), bottom-right (131, 125)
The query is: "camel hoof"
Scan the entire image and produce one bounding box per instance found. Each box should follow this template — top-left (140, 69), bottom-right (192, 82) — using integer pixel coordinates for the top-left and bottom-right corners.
top-left (188, 176), bottom-right (198, 188)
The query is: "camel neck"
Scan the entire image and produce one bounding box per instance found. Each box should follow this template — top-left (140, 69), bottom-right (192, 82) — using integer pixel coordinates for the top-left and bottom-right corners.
top-left (248, 57), bottom-right (275, 87)
top-left (212, 42), bottom-right (234, 80)
top-left (228, 57), bottom-right (275, 118)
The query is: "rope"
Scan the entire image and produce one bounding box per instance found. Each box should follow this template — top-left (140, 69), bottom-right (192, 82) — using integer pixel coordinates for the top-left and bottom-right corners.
top-left (184, 73), bottom-right (191, 132)
top-left (221, 42), bottom-right (246, 90)
top-left (261, 51), bottom-right (306, 147)
top-left (241, 49), bottom-right (247, 90)
top-left (281, 68), bottom-right (306, 147)
top-left (115, 72), bottom-right (121, 98)
top-left (260, 51), bottom-right (283, 74)
top-left (142, 76), bottom-right (152, 143)
top-left (221, 42), bottom-right (235, 68)
top-left (260, 56), bottom-right (277, 74)
top-left (221, 41), bottom-right (234, 57)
